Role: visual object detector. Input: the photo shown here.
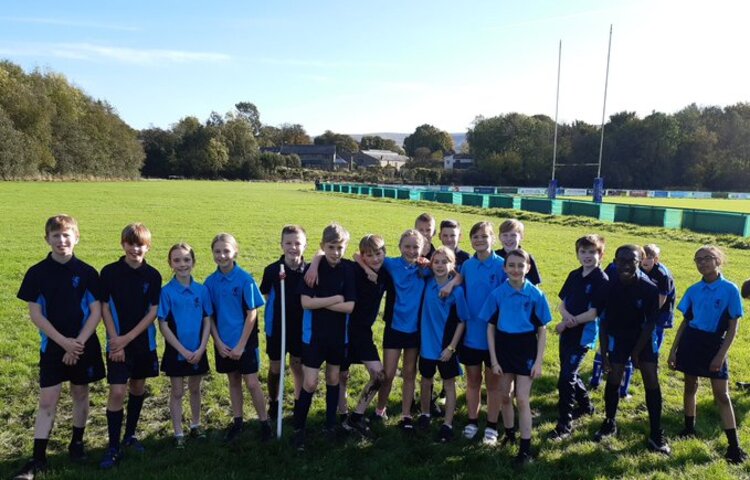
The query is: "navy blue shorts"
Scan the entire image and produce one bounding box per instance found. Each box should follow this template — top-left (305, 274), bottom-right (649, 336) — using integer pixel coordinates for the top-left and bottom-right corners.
top-left (161, 347), bottom-right (209, 377)
top-left (342, 329), bottom-right (380, 372)
top-left (107, 349), bottom-right (159, 384)
top-left (215, 346), bottom-right (259, 375)
top-left (675, 326), bottom-right (729, 380)
top-left (606, 331), bottom-right (658, 365)
top-left (419, 356), bottom-right (461, 380)
top-left (382, 323), bottom-right (419, 350)
top-left (39, 336), bottom-right (106, 388)
top-left (459, 345), bottom-right (491, 368)
top-left (302, 340), bottom-right (346, 369)
top-left (266, 331), bottom-right (303, 362)
top-left (495, 331), bottom-right (538, 376)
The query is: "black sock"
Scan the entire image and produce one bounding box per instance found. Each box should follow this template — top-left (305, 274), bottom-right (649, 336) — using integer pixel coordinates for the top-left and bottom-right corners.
top-left (33, 438), bottom-right (48, 463)
top-left (685, 415), bottom-right (696, 431)
top-left (233, 416), bottom-right (243, 427)
top-left (468, 418), bottom-right (479, 426)
top-left (645, 387), bottom-right (663, 437)
top-left (123, 393), bottom-right (145, 439)
top-left (520, 438), bottom-right (531, 454)
top-left (604, 382), bottom-right (620, 420)
top-left (487, 421), bottom-right (498, 430)
top-left (505, 427), bottom-right (516, 437)
top-left (325, 384), bottom-right (340, 428)
top-left (268, 372), bottom-right (280, 402)
top-left (293, 389), bottom-right (314, 430)
top-left (71, 426), bottom-right (85, 444)
top-left (726, 428), bottom-right (739, 449)
top-left (106, 409), bottom-right (124, 450)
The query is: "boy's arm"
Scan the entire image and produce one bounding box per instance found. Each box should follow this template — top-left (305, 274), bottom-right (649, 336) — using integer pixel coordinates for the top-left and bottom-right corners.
top-left (76, 299), bottom-right (102, 344)
top-left (353, 253), bottom-right (377, 282)
top-left (303, 250), bottom-right (324, 287)
top-left (301, 294), bottom-right (345, 310)
top-left (28, 302), bottom-right (84, 357)
top-left (101, 302), bottom-right (124, 361)
top-left (327, 301), bottom-right (355, 314)
top-left (530, 326), bottom-right (547, 379)
top-left (109, 305), bottom-right (158, 353)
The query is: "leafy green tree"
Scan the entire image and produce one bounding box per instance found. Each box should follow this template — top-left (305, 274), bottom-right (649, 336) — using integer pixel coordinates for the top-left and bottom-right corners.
top-left (403, 124), bottom-right (454, 157)
top-left (360, 135), bottom-right (405, 154)
top-left (314, 130), bottom-right (359, 155)
top-left (234, 101), bottom-right (262, 136)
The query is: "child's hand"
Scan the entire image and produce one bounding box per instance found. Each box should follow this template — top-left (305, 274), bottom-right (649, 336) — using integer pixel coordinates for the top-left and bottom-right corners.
top-left (109, 349), bottom-right (125, 363)
top-left (439, 282), bottom-right (454, 299)
top-left (491, 362), bottom-right (503, 376)
top-left (304, 266), bottom-right (319, 288)
top-left (214, 340), bottom-right (230, 358)
top-left (366, 270), bottom-right (378, 283)
top-left (229, 345), bottom-right (244, 360)
top-left (62, 352), bottom-right (79, 366)
top-left (108, 335), bottom-right (129, 353)
top-left (709, 353), bottom-right (725, 372)
top-left (530, 362), bottom-right (542, 379)
top-left (601, 355), bottom-right (611, 375)
top-left (667, 350), bottom-right (677, 370)
top-left (555, 322), bottom-right (566, 334)
top-left (61, 337), bottom-right (84, 356)
top-left (440, 348), bottom-right (453, 362)
top-left (416, 257), bottom-right (430, 268)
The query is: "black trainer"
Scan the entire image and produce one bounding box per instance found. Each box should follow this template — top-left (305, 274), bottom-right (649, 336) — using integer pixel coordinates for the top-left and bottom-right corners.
top-left (647, 430), bottom-right (671, 455)
top-left (399, 416), bottom-right (415, 434)
top-left (547, 424), bottom-right (572, 441)
top-left (677, 427), bottom-right (696, 438)
top-left (417, 414), bottom-right (431, 432)
top-left (13, 459), bottom-right (47, 480)
top-left (292, 429), bottom-right (305, 452)
top-left (513, 450), bottom-right (533, 467)
top-left (726, 446), bottom-right (748, 464)
top-left (68, 440), bottom-right (87, 462)
top-left (500, 429), bottom-right (517, 448)
top-left (437, 424), bottom-right (454, 443)
top-left (224, 421), bottom-right (243, 442)
top-left (260, 420), bottom-right (274, 442)
top-left (344, 415), bottom-right (371, 437)
top-left (593, 418), bottom-right (617, 442)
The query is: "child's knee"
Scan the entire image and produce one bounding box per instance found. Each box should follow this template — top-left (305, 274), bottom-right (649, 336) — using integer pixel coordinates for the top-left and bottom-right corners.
top-left (109, 385), bottom-right (127, 404)
top-left (171, 387), bottom-right (185, 401)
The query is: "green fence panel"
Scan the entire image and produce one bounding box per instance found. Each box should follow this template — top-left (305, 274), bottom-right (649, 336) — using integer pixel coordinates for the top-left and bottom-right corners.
top-left (562, 201), bottom-right (616, 222)
top-left (315, 182), bottom-right (324, 191)
top-left (409, 189), bottom-right (421, 201)
top-left (626, 205), bottom-right (683, 229)
top-left (521, 198), bottom-right (563, 215)
top-left (371, 187), bottom-right (384, 198)
top-left (396, 189), bottom-right (411, 200)
top-left (487, 195), bottom-right (521, 209)
top-left (332, 184), bottom-right (341, 192)
top-left (340, 185), bottom-right (350, 193)
top-left (359, 186), bottom-right (370, 195)
top-left (436, 192), bottom-right (458, 204)
top-left (461, 193), bottom-right (485, 207)
top-left (682, 210), bottom-right (750, 236)
top-left (421, 191), bottom-right (438, 202)
top-left (383, 188), bottom-right (396, 198)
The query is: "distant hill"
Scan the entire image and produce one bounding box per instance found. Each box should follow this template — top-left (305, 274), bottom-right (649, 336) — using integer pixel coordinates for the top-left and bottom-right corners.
top-left (348, 132), bottom-right (466, 150)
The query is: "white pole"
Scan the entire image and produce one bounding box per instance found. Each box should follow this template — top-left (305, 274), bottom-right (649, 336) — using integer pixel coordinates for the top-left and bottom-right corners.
top-left (597, 25), bottom-right (613, 179)
top-left (551, 39), bottom-right (562, 181)
top-left (276, 264), bottom-right (286, 438)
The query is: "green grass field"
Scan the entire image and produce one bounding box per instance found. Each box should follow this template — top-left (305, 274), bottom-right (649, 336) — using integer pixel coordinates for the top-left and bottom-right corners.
top-left (562, 196), bottom-right (750, 214)
top-left (1, 181), bottom-right (750, 479)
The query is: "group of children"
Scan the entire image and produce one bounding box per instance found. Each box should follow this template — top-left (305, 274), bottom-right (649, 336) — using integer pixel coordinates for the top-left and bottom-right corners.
top-left (13, 212), bottom-right (750, 479)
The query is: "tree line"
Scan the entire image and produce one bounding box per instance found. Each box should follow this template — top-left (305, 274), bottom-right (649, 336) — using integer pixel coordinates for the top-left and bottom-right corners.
top-left (1, 60), bottom-right (749, 190)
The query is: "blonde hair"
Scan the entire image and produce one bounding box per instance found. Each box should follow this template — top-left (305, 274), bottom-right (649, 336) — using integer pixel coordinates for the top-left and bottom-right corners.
top-left (643, 244), bottom-right (661, 258)
top-left (399, 229), bottom-right (424, 247)
top-left (211, 233), bottom-right (239, 252)
top-left (499, 219), bottom-right (524, 235)
top-left (432, 246), bottom-right (457, 272)
top-left (168, 242), bottom-right (195, 264)
top-left (45, 214), bottom-right (79, 237)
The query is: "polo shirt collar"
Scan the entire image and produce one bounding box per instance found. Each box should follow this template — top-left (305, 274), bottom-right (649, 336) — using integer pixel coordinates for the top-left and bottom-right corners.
top-left (169, 275), bottom-right (196, 293)
top-left (45, 252), bottom-right (79, 271)
top-left (504, 278), bottom-right (532, 296)
top-left (700, 274), bottom-right (724, 291)
top-left (216, 262), bottom-right (241, 280)
top-left (476, 251), bottom-right (500, 265)
top-left (118, 255), bottom-right (150, 272)
top-left (278, 255), bottom-right (306, 273)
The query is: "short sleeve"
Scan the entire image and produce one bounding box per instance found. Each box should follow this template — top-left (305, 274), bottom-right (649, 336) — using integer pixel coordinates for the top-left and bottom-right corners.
top-left (157, 288), bottom-right (171, 321)
top-left (728, 284), bottom-right (744, 319)
top-left (527, 255), bottom-right (542, 285)
top-left (479, 293), bottom-right (499, 326)
top-left (147, 270), bottom-right (162, 306)
top-left (590, 275), bottom-right (610, 312)
top-left (17, 267), bottom-right (40, 303)
top-left (297, 278), bottom-right (315, 297)
top-left (243, 276), bottom-right (265, 310)
top-left (453, 286), bottom-right (470, 322)
top-left (201, 287), bottom-right (214, 317)
top-left (100, 266), bottom-right (113, 300)
top-left (677, 287), bottom-right (692, 315)
top-left (558, 272), bottom-right (573, 301)
top-left (534, 291), bottom-right (553, 326)
top-left (260, 264), bottom-right (274, 295)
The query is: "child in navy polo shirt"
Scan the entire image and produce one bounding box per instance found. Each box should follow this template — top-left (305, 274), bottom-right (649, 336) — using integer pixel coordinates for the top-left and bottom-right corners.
top-left (415, 212), bottom-right (437, 259)
top-left (593, 245), bottom-right (670, 455)
top-left (459, 221), bottom-right (507, 445)
top-left (373, 229), bottom-right (429, 431)
top-left (260, 225), bottom-right (308, 420)
top-left (99, 223), bottom-right (162, 469)
top-left (495, 220), bottom-right (542, 286)
top-left (439, 219), bottom-right (470, 269)
top-left (549, 234), bottom-right (608, 440)
top-left (341, 234), bottom-right (389, 436)
top-left (158, 243), bottom-right (212, 448)
top-left (640, 244), bottom-right (676, 357)
top-left (484, 248), bottom-right (551, 465)
top-left (292, 223), bottom-right (356, 451)
top-left (669, 245), bottom-right (747, 464)
top-left (14, 215), bottom-right (105, 480)
top-left (205, 233), bottom-right (272, 443)
top-left (416, 247), bottom-right (469, 442)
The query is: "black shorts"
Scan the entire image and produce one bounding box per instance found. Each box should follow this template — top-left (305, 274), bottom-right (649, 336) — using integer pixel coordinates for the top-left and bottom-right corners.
top-left (419, 357), bottom-right (461, 380)
top-left (107, 349), bottom-right (159, 384)
top-left (675, 326), bottom-right (729, 380)
top-left (606, 331), bottom-right (658, 365)
top-left (342, 329), bottom-right (380, 372)
top-left (459, 345), bottom-right (491, 368)
top-left (382, 323), bottom-right (419, 350)
top-left (302, 340), bottom-right (346, 369)
top-left (495, 331), bottom-right (538, 376)
top-left (266, 331), bottom-right (303, 362)
top-left (161, 346), bottom-right (209, 377)
top-left (39, 336), bottom-right (106, 388)
top-left (215, 346), bottom-right (260, 375)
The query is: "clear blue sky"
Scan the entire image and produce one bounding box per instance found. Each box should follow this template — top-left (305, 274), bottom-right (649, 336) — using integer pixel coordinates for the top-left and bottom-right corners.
top-left (2, 0), bottom-right (748, 136)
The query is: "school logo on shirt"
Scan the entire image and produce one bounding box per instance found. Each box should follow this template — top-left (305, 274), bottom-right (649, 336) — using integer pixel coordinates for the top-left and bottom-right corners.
top-left (232, 286), bottom-right (240, 297)
top-left (489, 274), bottom-right (497, 285)
top-left (194, 297), bottom-right (201, 308)
top-left (585, 284), bottom-right (592, 294)
top-left (715, 299), bottom-right (722, 309)
top-left (143, 282), bottom-right (150, 294)
top-left (72, 276), bottom-right (80, 288)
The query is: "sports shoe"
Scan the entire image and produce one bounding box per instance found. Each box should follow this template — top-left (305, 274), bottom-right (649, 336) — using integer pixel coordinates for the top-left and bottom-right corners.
top-left (500, 429), bottom-right (517, 448)
top-left (122, 436), bottom-right (145, 453)
top-left (99, 447), bottom-right (123, 469)
top-left (292, 429), bottom-right (305, 452)
top-left (399, 416), bottom-right (415, 433)
top-left (437, 424), bottom-right (454, 443)
top-left (368, 410), bottom-right (387, 425)
top-left (593, 418), bottom-right (618, 442)
top-left (417, 414), bottom-right (431, 432)
top-left (13, 459), bottom-right (47, 480)
top-left (513, 450), bottom-right (533, 466)
top-left (725, 446), bottom-right (748, 464)
top-left (677, 427), bottom-right (696, 438)
top-left (68, 440), bottom-right (87, 461)
top-left (547, 424), bottom-right (572, 441)
top-left (189, 425), bottom-right (207, 440)
top-left (482, 427), bottom-right (499, 446)
top-left (260, 421), bottom-right (274, 442)
top-left (571, 404), bottom-right (595, 420)
top-left (224, 421), bottom-right (243, 442)
top-left (463, 423), bottom-right (479, 440)
top-left (344, 415), bottom-right (371, 437)
top-left (647, 430), bottom-right (671, 455)
top-left (175, 436), bottom-right (186, 449)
